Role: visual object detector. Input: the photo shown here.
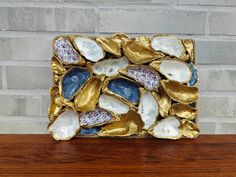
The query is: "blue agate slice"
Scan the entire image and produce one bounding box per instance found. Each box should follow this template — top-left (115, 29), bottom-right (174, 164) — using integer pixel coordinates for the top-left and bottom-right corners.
top-left (188, 62), bottom-right (198, 86)
top-left (107, 78), bottom-right (140, 104)
top-left (79, 127), bottom-right (101, 135)
top-left (61, 67), bottom-right (91, 99)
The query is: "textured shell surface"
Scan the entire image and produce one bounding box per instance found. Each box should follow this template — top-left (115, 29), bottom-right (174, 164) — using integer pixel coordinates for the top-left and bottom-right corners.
top-left (121, 65), bottom-right (160, 91)
top-left (73, 37), bottom-right (104, 62)
top-left (48, 109), bottom-right (80, 140)
top-left (79, 108), bottom-right (113, 127)
top-left (99, 94), bottom-right (130, 115)
top-left (54, 37), bottom-right (80, 64)
top-left (93, 57), bottom-right (129, 76)
top-left (151, 35), bottom-right (185, 58)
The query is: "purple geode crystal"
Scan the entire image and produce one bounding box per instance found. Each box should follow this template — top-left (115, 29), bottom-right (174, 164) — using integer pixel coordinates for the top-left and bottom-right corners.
top-left (80, 108), bottom-right (113, 127)
top-left (125, 66), bottom-right (160, 91)
top-left (54, 37), bottom-right (79, 64)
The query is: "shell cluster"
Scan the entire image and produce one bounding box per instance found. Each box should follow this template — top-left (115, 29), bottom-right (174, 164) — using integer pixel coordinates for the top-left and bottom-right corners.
top-left (48, 33), bottom-right (199, 140)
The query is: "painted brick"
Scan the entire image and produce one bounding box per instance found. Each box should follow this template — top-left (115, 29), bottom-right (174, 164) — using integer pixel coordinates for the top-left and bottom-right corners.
top-left (0, 117), bottom-right (48, 134)
top-left (0, 7), bottom-right (97, 32)
top-left (41, 95), bottom-right (50, 116)
top-left (216, 123), bottom-right (236, 134)
top-left (179, 0), bottom-right (236, 6)
top-left (210, 12), bottom-right (236, 35)
top-left (199, 95), bottom-right (236, 118)
top-left (199, 122), bottom-right (216, 134)
top-left (197, 40), bottom-right (236, 64)
top-left (0, 67), bottom-right (2, 89)
top-left (99, 9), bottom-right (206, 34)
top-left (0, 37), bottom-right (52, 60)
top-left (199, 67), bottom-right (236, 91)
top-left (6, 66), bottom-right (52, 89)
top-left (0, 95), bottom-right (39, 116)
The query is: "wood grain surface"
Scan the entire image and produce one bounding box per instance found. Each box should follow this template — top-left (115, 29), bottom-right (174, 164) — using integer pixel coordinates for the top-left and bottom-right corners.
top-left (0, 135), bottom-right (235, 177)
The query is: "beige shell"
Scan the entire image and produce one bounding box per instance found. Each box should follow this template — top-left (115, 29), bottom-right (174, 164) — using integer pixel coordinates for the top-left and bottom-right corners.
top-left (92, 57), bottom-right (129, 77)
top-left (98, 94), bottom-right (130, 115)
top-left (150, 117), bottom-right (182, 140)
top-left (73, 36), bottom-right (105, 62)
top-left (138, 89), bottom-right (159, 130)
top-left (48, 109), bottom-right (80, 141)
top-left (151, 35), bottom-right (186, 59)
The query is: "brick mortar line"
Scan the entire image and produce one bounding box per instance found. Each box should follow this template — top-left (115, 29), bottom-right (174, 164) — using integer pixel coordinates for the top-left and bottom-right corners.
top-left (199, 118), bottom-right (236, 123)
top-left (1, 2), bottom-right (236, 12)
top-left (1, 31), bottom-right (236, 40)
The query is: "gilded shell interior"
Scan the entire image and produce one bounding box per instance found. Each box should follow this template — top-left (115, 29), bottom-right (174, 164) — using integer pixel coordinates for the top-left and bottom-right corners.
top-left (151, 35), bottom-right (185, 58)
top-left (48, 109), bottom-right (80, 141)
top-left (92, 57), bottom-right (129, 76)
top-left (123, 40), bottom-right (164, 64)
top-left (73, 36), bottom-right (105, 62)
top-left (49, 33), bottom-right (199, 140)
top-left (161, 80), bottom-right (198, 104)
top-left (180, 119), bottom-right (200, 138)
top-left (170, 103), bottom-right (197, 120)
top-left (98, 110), bottom-right (144, 137)
top-left (98, 94), bottom-right (130, 115)
top-left (96, 36), bottom-right (121, 57)
top-left (151, 117), bottom-right (181, 140)
top-left (138, 90), bottom-right (159, 130)
top-left (74, 75), bottom-right (104, 112)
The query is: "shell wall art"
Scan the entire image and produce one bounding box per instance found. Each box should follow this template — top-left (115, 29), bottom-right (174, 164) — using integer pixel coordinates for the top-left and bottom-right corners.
top-left (48, 33), bottom-right (199, 140)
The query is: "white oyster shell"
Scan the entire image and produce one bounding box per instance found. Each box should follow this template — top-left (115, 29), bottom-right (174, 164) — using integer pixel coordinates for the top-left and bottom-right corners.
top-left (93, 57), bottom-right (129, 76)
top-left (152, 117), bottom-right (181, 140)
top-left (151, 35), bottom-right (185, 58)
top-left (138, 92), bottom-right (158, 130)
top-left (159, 60), bottom-right (191, 83)
top-left (73, 37), bottom-right (104, 62)
top-left (99, 94), bottom-right (130, 115)
top-left (48, 109), bottom-right (80, 140)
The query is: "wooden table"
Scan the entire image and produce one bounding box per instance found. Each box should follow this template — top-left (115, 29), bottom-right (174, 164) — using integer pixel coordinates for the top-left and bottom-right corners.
top-left (0, 135), bottom-right (235, 176)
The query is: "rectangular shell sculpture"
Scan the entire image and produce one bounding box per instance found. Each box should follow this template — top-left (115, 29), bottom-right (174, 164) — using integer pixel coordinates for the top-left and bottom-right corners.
top-left (48, 33), bottom-right (199, 141)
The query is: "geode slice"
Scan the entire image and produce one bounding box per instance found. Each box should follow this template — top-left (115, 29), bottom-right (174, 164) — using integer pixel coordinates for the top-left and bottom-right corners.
top-left (119, 65), bottom-right (160, 91)
top-left (79, 127), bottom-right (101, 135)
top-left (188, 62), bottom-right (198, 86)
top-left (80, 108), bottom-right (113, 127)
top-left (105, 77), bottom-right (140, 105)
top-left (61, 67), bottom-right (91, 100)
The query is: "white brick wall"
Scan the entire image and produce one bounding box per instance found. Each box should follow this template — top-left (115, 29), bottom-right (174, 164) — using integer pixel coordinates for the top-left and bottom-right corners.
top-left (0, 0), bottom-right (235, 134)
